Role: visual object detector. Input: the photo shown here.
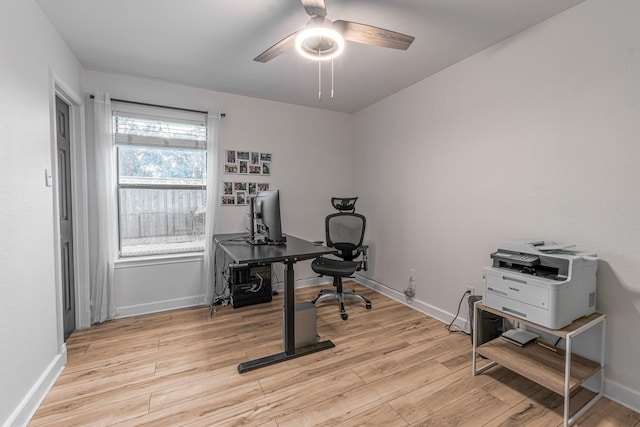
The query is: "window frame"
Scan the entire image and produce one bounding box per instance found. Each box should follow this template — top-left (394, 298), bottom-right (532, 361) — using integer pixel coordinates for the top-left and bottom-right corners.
top-left (112, 102), bottom-right (208, 258)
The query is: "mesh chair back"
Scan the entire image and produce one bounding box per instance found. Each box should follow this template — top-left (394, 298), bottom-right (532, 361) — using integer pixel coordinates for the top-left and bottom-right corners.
top-left (326, 213), bottom-right (366, 261)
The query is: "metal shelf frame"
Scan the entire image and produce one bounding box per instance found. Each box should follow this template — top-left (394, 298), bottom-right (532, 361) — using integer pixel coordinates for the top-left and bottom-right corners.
top-left (472, 301), bottom-right (606, 427)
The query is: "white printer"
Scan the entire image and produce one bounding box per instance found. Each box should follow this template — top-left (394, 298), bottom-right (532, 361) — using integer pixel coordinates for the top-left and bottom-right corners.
top-left (482, 239), bottom-right (598, 329)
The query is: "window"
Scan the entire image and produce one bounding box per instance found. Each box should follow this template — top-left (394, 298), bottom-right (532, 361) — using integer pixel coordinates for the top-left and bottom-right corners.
top-left (113, 103), bottom-right (208, 257)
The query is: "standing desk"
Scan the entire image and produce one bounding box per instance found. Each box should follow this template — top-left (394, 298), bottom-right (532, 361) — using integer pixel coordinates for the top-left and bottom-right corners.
top-left (213, 233), bottom-right (337, 373)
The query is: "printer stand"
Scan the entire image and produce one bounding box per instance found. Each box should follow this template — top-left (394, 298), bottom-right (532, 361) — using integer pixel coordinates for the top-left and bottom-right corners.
top-left (472, 301), bottom-right (605, 427)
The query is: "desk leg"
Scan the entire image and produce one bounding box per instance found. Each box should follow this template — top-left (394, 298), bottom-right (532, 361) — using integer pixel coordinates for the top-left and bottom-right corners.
top-left (237, 261), bottom-right (335, 374)
top-left (284, 261), bottom-right (295, 354)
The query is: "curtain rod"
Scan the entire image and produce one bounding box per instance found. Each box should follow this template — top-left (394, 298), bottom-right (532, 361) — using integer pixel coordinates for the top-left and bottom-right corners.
top-left (89, 94), bottom-right (225, 117)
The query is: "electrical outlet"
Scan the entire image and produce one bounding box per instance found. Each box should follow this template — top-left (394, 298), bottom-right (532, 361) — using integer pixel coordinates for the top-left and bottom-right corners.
top-left (466, 286), bottom-right (475, 296)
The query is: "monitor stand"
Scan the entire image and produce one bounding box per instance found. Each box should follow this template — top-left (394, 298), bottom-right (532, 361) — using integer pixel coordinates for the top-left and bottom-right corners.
top-left (248, 238), bottom-right (267, 246)
top-left (248, 235), bottom-right (287, 246)
top-left (247, 198), bottom-right (287, 246)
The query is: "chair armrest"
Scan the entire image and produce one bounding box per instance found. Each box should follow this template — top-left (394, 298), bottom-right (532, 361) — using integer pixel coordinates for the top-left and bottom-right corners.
top-left (357, 245), bottom-right (369, 271)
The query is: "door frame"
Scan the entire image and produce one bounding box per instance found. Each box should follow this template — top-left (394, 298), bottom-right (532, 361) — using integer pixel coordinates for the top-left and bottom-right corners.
top-left (49, 68), bottom-right (91, 348)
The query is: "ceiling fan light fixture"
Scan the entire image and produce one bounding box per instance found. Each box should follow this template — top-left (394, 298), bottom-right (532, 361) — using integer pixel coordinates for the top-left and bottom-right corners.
top-left (295, 27), bottom-right (344, 61)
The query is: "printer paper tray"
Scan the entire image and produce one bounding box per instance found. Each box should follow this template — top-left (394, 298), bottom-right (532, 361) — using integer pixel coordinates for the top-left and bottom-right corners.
top-left (483, 268), bottom-right (550, 310)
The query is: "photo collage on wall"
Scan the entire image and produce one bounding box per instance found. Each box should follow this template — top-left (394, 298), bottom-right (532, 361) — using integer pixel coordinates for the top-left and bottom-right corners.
top-left (222, 149), bottom-right (272, 206)
top-left (221, 181), bottom-right (270, 206)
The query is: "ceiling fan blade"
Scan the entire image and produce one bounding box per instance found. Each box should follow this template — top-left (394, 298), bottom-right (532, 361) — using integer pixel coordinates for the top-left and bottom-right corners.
top-left (301, 0), bottom-right (327, 17)
top-left (254, 31), bottom-right (299, 63)
top-left (334, 20), bottom-right (415, 50)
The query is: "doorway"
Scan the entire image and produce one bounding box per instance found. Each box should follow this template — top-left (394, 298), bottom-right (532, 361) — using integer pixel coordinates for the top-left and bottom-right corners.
top-left (56, 95), bottom-right (76, 340)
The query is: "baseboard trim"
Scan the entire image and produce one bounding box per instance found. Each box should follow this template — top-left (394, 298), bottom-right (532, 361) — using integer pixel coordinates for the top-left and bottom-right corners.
top-left (353, 274), bottom-right (465, 327)
top-left (263, 276), bottom-right (333, 294)
top-left (294, 276), bottom-right (333, 290)
top-left (604, 378), bottom-right (640, 413)
top-left (4, 345), bottom-right (67, 427)
top-left (116, 295), bottom-right (206, 319)
top-left (353, 274), bottom-right (640, 414)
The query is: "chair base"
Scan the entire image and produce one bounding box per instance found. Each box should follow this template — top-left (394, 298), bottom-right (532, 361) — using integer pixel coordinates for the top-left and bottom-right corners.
top-left (311, 287), bottom-right (372, 320)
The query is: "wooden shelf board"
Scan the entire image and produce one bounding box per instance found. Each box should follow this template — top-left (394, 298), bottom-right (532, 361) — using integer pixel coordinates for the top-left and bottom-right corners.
top-left (476, 339), bottom-right (601, 395)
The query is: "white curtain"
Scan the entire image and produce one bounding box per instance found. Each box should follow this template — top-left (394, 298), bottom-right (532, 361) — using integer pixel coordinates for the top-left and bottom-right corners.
top-left (91, 92), bottom-right (117, 323)
top-left (204, 113), bottom-right (221, 304)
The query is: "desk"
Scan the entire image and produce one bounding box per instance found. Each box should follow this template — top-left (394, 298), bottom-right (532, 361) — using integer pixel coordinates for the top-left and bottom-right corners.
top-left (213, 233), bottom-right (337, 373)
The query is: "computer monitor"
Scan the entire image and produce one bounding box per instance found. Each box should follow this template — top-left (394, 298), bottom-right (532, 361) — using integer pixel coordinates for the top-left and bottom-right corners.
top-left (251, 190), bottom-right (286, 245)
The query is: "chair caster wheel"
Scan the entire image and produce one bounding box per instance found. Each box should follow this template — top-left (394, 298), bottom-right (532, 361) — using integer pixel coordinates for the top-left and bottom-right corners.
top-left (341, 313), bottom-right (348, 320)
top-left (366, 303), bottom-right (372, 310)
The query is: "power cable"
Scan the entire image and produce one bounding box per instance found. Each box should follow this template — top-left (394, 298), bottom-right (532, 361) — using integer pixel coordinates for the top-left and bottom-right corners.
top-left (446, 290), bottom-right (472, 335)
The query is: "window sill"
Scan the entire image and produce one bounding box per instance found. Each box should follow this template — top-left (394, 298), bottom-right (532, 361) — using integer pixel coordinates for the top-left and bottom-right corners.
top-left (115, 251), bottom-right (205, 269)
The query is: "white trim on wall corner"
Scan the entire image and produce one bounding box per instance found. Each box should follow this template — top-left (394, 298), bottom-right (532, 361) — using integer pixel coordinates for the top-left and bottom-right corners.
top-left (3, 346), bottom-right (67, 427)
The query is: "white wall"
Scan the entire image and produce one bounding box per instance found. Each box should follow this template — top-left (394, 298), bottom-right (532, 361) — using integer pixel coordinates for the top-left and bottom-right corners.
top-left (353, 0), bottom-right (640, 410)
top-left (83, 71), bottom-right (353, 315)
top-left (0, 0), bottom-right (83, 425)
top-left (113, 256), bottom-right (206, 318)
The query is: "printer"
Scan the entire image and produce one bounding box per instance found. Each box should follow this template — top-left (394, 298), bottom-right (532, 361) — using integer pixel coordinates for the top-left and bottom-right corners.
top-left (482, 239), bottom-right (598, 329)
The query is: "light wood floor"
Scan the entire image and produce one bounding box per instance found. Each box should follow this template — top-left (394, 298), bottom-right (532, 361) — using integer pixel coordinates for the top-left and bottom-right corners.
top-left (31, 283), bottom-right (640, 426)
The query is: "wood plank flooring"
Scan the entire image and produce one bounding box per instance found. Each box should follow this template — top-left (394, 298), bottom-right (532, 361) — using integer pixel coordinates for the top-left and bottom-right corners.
top-left (30, 283), bottom-right (640, 426)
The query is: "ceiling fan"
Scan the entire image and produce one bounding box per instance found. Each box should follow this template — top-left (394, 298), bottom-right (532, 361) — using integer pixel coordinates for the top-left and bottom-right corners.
top-left (254, 0), bottom-right (415, 63)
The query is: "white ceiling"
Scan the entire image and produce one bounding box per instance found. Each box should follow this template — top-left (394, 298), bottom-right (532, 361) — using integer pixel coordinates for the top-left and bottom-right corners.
top-left (36, 0), bottom-right (586, 113)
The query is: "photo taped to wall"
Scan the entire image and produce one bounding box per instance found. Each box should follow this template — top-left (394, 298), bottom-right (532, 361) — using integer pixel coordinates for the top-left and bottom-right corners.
top-left (239, 160), bottom-right (248, 174)
top-left (226, 150), bottom-right (236, 164)
top-left (251, 152), bottom-right (260, 165)
top-left (223, 182), bottom-right (233, 195)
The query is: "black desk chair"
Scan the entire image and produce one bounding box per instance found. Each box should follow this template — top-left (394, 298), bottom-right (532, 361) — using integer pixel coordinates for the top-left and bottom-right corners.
top-left (311, 197), bottom-right (372, 320)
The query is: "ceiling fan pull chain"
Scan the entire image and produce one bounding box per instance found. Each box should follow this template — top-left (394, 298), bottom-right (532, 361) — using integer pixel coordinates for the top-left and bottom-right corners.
top-left (318, 48), bottom-right (322, 101)
top-left (331, 59), bottom-right (335, 99)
